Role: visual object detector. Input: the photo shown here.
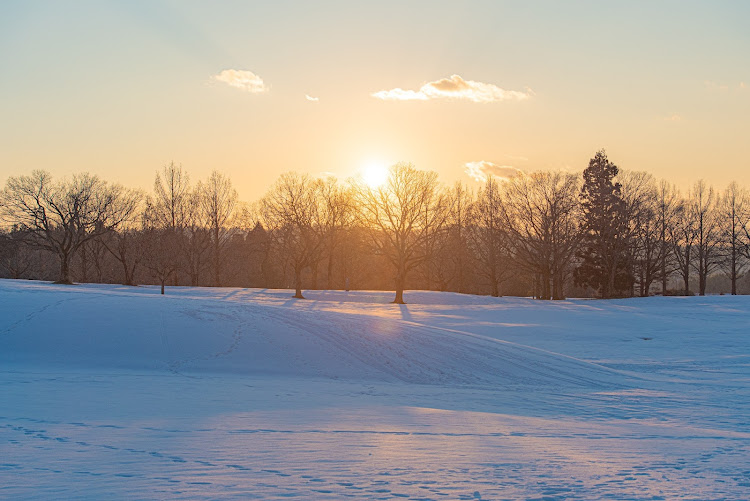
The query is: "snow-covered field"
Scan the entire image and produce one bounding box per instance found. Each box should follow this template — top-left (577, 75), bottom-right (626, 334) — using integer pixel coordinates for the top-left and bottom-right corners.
top-left (1, 280), bottom-right (749, 500)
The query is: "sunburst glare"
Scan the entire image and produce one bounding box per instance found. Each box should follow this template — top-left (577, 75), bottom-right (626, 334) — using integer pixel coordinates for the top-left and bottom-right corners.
top-left (360, 161), bottom-right (390, 188)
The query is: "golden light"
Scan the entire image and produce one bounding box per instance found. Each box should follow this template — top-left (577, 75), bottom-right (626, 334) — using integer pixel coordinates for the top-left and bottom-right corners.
top-left (360, 161), bottom-right (389, 188)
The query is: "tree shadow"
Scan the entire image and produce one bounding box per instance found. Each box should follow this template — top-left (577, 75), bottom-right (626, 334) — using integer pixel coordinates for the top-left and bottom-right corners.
top-left (398, 304), bottom-right (413, 321)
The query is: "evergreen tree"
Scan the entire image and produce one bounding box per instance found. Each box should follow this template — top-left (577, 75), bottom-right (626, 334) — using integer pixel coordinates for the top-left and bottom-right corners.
top-left (574, 150), bottom-right (633, 298)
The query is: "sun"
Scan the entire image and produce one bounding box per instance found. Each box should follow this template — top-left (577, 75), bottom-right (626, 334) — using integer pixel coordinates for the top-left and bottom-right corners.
top-left (361, 161), bottom-right (389, 188)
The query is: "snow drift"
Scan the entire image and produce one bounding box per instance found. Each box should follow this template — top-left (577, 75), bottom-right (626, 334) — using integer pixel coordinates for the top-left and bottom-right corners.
top-left (0, 280), bottom-right (624, 389)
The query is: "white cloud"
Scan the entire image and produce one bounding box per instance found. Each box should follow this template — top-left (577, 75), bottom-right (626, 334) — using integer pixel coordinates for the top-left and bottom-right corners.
top-left (212, 69), bottom-right (267, 93)
top-left (465, 161), bottom-right (523, 182)
top-left (373, 75), bottom-right (531, 103)
top-left (305, 94), bottom-right (319, 102)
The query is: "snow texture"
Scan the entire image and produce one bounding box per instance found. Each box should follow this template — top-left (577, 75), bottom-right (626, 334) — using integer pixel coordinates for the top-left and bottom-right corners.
top-left (1, 280), bottom-right (749, 499)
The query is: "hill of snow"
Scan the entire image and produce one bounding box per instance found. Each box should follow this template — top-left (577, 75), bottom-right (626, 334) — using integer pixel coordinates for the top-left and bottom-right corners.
top-left (1, 280), bottom-right (749, 499)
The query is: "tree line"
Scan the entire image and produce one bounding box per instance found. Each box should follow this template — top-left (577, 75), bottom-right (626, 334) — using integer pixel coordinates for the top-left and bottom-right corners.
top-left (1, 151), bottom-right (749, 302)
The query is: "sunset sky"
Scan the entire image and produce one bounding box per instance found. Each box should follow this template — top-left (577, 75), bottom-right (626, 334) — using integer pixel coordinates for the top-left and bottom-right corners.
top-left (1, 0), bottom-right (749, 200)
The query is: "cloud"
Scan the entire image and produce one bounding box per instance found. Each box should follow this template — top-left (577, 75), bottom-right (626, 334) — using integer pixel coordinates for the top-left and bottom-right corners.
top-left (704, 80), bottom-right (747, 93)
top-left (465, 161), bottom-right (523, 182)
top-left (504, 154), bottom-right (529, 162)
top-left (663, 114), bottom-right (682, 122)
top-left (372, 74), bottom-right (531, 103)
top-left (704, 80), bottom-right (730, 92)
top-left (212, 69), bottom-right (267, 93)
top-left (305, 94), bottom-right (319, 102)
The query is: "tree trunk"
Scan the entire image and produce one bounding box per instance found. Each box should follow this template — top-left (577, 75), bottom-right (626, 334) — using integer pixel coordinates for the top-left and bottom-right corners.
top-left (327, 254), bottom-right (335, 290)
top-left (683, 265), bottom-right (689, 295)
top-left (293, 266), bottom-right (305, 299)
top-left (490, 279), bottom-right (499, 298)
top-left (731, 250), bottom-right (737, 295)
top-left (160, 279), bottom-right (165, 295)
top-left (541, 270), bottom-right (551, 300)
top-left (552, 269), bottom-right (565, 300)
top-left (661, 223), bottom-right (668, 294)
top-left (489, 266), bottom-right (499, 297)
top-left (57, 253), bottom-right (73, 284)
top-left (642, 275), bottom-right (652, 298)
top-left (393, 273), bottom-right (405, 304)
top-left (121, 258), bottom-right (134, 286)
top-left (213, 229), bottom-right (221, 287)
top-left (311, 262), bottom-right (319, 290)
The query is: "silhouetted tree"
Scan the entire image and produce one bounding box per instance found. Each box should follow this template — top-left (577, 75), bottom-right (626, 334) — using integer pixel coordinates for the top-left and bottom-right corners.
top-left (502, 171), bottom-right (580, 299)
top-left (200, 170), bottom-right (238, 286)
top-left (356, 163), bottom-right (449, 304)
top-left (432, 182), bottom-right (474, 292)
top-left (574, 150), bottom-right (632, 298)
top-left (620, 171), bottom-right (667, 296)
top-left (468, 176), bottom-right (508, 297)
top-left (0, 229), bottom-right (35, 279)
top-left (0, 170), bottom-right (138, 283)
top-left (317, 177), bottom-right (354, 289)
top-left (657, 180), bottom-right (681, 293)
top-left (690, 180), bottom-right (720, 296)
top-left (719, 182), bottom-right (749, 295)
top-left (261, 172), bottom-right (323, 299)
top-left (671, 195), bottom-right (698, 295)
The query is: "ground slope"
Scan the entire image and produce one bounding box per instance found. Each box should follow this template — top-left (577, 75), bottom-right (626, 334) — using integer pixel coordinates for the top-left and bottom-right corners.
top-left (1, 280), bottom-right (749, 500)
top-left (0, 280), bottom-right (627, 389)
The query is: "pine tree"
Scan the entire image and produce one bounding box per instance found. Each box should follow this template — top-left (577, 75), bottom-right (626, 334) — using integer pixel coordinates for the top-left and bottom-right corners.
top-left (574, 150), bottom-right (633, 298)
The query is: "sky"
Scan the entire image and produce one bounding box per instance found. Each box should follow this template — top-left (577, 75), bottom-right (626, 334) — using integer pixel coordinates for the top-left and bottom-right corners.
top-left (1, 0), bottom-right (749, 201)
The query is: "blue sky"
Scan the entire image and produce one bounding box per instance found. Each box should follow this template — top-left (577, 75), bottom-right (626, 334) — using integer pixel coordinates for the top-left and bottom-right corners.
top-left (1, 0), bottom-right (749, 198)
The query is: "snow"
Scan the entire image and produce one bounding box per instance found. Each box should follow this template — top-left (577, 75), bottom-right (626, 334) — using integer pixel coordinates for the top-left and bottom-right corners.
top-left (1, 280), bottom-right (749, 499)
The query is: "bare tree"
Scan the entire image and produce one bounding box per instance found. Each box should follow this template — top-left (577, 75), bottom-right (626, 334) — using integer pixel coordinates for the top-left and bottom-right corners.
top-left (671, 196), bottom-right (697, 295)
top-left (501, 171), bottom-right (581, 299)
top-left (77, 235), bottom-right (108, 283)
top-left (355, 162), bottom-right (449, 304)
top-left (98, 189), bottom-right (145, 285)
top-left (141, 200), bottom-right (181, 294)
top-left (620, 171), bottom-right (663, 296)
top-left (152, 162), bottom-right (191, 230)
top-left (431, 182), bottom-right (474, 292)
top-left (317, 177), bottom-right (354, 289)
top-left (140, 228), bottom-right (181, 294)
top-left (0, 229), bottom-right (35, 279)
top-left (183, 193), bottom-right (211, 286)
top-left (0, 170), bottom-right (137, 283)
top-left (690, 180), bottom-right (721, 295)
top-left (150, 163), bottom-right (211, 286)
top-left (200, 170), bottom-right (238, 286)
top-left (719, 182), bottom-right (749, 295)
top-left (468, 176), bottom-right (509, 297)
top-left (261, 172), bottom-right (324, 299)
top-left (657, 180), bottom-right (681, 293)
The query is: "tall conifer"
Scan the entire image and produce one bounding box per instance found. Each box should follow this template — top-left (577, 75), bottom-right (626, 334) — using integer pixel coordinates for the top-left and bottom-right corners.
top-left (574, 150), bottom-right (633, 298)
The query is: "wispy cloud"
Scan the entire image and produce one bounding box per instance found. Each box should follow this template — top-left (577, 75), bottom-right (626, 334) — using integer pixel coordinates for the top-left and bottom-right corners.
top-left (212, 69), bottom-right (268, 93)
top-left (465, 161), bottom-right (523, 182)
top-left (305, 94), bottom-right (319, 102)
top-left (373, 75), bottom-right (532, 103)
top-left (704, 80), bottom-right (747, 93)
top-left (704, 80), bottom-right (730, 92)
top-left (663, 114), bottom-right (682, 122)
